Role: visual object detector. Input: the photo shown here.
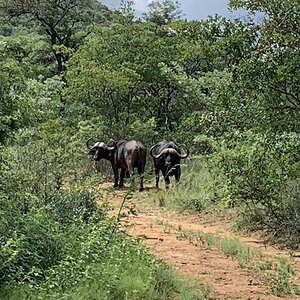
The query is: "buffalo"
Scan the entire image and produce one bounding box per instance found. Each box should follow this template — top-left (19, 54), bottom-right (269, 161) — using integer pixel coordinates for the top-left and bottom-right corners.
top-left (150, 140), bottom-right (189, 188)
top-left (87, 139), bottom-right (147, 191)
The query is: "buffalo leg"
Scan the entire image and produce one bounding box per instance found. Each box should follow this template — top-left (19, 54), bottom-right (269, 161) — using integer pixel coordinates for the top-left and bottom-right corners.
top-left (175, 167), bottom-right (181, 183)
top-left (119, 168), bottom-right (126, 187)
top-left (155, 168), bottom-right (160, 188)
top-left (165, 176), bottom-right (170, 189)
top-left (112, 164), bottom-right (119, 188)
top-left (162, 170), bottom-right (170, 189)
top-left (138, 166), bottom-right (144, 192)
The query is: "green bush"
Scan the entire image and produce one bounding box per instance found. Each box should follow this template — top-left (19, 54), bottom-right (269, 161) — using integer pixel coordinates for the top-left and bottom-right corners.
top-left (46, 189), bottom-right (98, 224)
top-left (214, 131), bottom-right (300, 247)
top-left (0, 219), bottom-right (205, 300)
top-left (0, 210), bottom-right (62, 283)
top-left (268, 257), bottom-right (299, 297)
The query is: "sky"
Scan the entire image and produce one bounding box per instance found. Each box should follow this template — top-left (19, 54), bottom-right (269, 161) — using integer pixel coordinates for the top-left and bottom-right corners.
top-left (101, 0), bottom-right (246, 20)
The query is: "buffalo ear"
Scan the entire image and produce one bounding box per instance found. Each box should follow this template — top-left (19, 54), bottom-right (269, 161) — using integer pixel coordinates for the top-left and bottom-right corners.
top-left (88, 146), bottom-right (96, 154)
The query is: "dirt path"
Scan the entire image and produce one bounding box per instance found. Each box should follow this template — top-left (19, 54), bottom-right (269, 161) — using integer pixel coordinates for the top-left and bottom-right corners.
top-left (98, 183), bottom-right (300, 300)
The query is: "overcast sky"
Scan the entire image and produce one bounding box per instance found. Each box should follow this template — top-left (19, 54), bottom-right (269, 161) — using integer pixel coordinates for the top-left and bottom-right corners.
top-left (101, 0), bottom-right (245, 20)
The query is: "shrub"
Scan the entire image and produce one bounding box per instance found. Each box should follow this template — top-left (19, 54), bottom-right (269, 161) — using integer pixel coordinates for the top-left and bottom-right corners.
top-left (0, 210), bottom-right (62, 283)
top-left (46, 189), bottom-right (99, 224)
top-left (214, 131), bottom-right (300, 247)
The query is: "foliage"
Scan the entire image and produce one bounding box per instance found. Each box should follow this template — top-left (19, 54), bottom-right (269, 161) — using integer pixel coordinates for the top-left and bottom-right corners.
top-left (0, 44), bottom-right (26, 143)
top-left (212, 130), bottom-right (300, 247)
top-left (1, 0), bottom-right (300, 296)
top-left (46, 189), bottom-right (98, 224)
top-left (0, 0), bottom-right (112, 73)
top-left (66, 21), bottom-right (185, 135)
top-left (169, 157), bottom-right (228, 211)
top-left (143, 0), bottom-right (182, 26)
top-left (267, 257), bottom-right (300, 297)
top-left (0, 209), bottom-right (63, 283)
top-left (220, 236), bottom-right (260, 268)
top-left (0, 31), bottom-right (54, 77)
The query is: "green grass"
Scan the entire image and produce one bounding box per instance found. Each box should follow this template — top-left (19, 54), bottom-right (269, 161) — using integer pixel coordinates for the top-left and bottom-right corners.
top-left (267, 257), bottom-right (300, 297)
top-left (145, 156), bottom-right (230, 214)
top-left (197, 231), bottom-right (220, 249)
top-left (188, 230), bottom-right (261, 270)
top-left (0, 260), bottom-right (212, 300)
top-left (0, 185), bottom-right (211, 300)
top-left (220, 236), bottom-right (261, 268)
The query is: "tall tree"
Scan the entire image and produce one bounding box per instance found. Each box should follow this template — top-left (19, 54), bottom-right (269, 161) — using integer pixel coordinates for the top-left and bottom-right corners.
top-left (143, 0), bottom-right (182, 26)
top-left (66, 20), bottom-right (189, 134)
top-left (0, 0), bottom-right (111, 73)
top-left (229, 0), bottom-right (300, 119)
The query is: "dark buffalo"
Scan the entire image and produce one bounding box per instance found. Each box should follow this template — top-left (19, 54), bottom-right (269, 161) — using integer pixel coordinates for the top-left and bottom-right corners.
top-left (87, 139), bottom-right (147, 191)
top-left (150, 140), bottom-right (189, 188)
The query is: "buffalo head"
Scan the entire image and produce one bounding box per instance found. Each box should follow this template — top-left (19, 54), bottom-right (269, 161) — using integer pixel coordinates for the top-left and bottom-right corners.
top-left (150, 147), bottom-right (189, 160)
top-left (150, 141), bottom-right (189, 188)
top-left (86, 139), bottom-right (115, 161)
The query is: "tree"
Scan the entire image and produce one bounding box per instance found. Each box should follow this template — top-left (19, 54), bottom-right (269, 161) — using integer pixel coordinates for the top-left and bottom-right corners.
top-left (0, 0), bottom-right (111, 73)
top-left (229, 0), bottom-right (300, 120)
top-left (0, 34), bottom-right (26, 143)
top-left (66, 20), bottom-right (193, 136)
top-left (143, 0), bottom-right (182, 26)
top-left (173, 17), bottom-right (256, 77)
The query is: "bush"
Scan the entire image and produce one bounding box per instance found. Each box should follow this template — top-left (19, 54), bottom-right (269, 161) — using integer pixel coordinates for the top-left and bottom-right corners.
top-left (0, 219), bottom-right (205, 300)
top-left (46, 189), bottom-right (99, 224)
top-left (0, 186), bottom-right (102, 285)
top-left (214, 131), bottom-right (300, 247)
top-left (0, 210), bottom-right (62, 283)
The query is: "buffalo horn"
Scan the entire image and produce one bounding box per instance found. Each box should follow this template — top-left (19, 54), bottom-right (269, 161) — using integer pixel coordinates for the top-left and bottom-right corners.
top-left (86, 138), bottom-right (94, 149)
top-left (177, 146), bottom-right (189, 159)
top-left (150, 145), bottom-right (157, 157)
top-left (150, 147), bottom-right (169, 159)
top-left (167, 148), bottom-right (189, 159)
top-left (151, 147), bottom-right (189, 160)
top-left (150, 144), bottom-right (160, 159)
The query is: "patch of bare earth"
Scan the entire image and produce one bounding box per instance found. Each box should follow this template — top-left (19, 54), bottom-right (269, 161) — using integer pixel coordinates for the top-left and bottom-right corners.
top-left (97, 183), bottom-right (300, 300)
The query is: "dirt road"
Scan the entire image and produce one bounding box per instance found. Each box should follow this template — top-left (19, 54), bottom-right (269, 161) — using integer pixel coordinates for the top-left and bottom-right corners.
top-left (98, 183), bottom-right (300, 300)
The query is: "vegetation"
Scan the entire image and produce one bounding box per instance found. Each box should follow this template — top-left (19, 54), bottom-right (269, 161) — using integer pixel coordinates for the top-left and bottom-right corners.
top-left (176, 225), bottom-right (300, 296)
top-left (0, 0), bottom-right (299, 297)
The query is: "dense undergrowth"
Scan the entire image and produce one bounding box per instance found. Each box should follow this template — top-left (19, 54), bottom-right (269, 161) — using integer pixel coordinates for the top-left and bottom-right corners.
top-left (0, 141), bottom-right (206, 299)
top-left (153, 151), bottom-right (300, 249)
